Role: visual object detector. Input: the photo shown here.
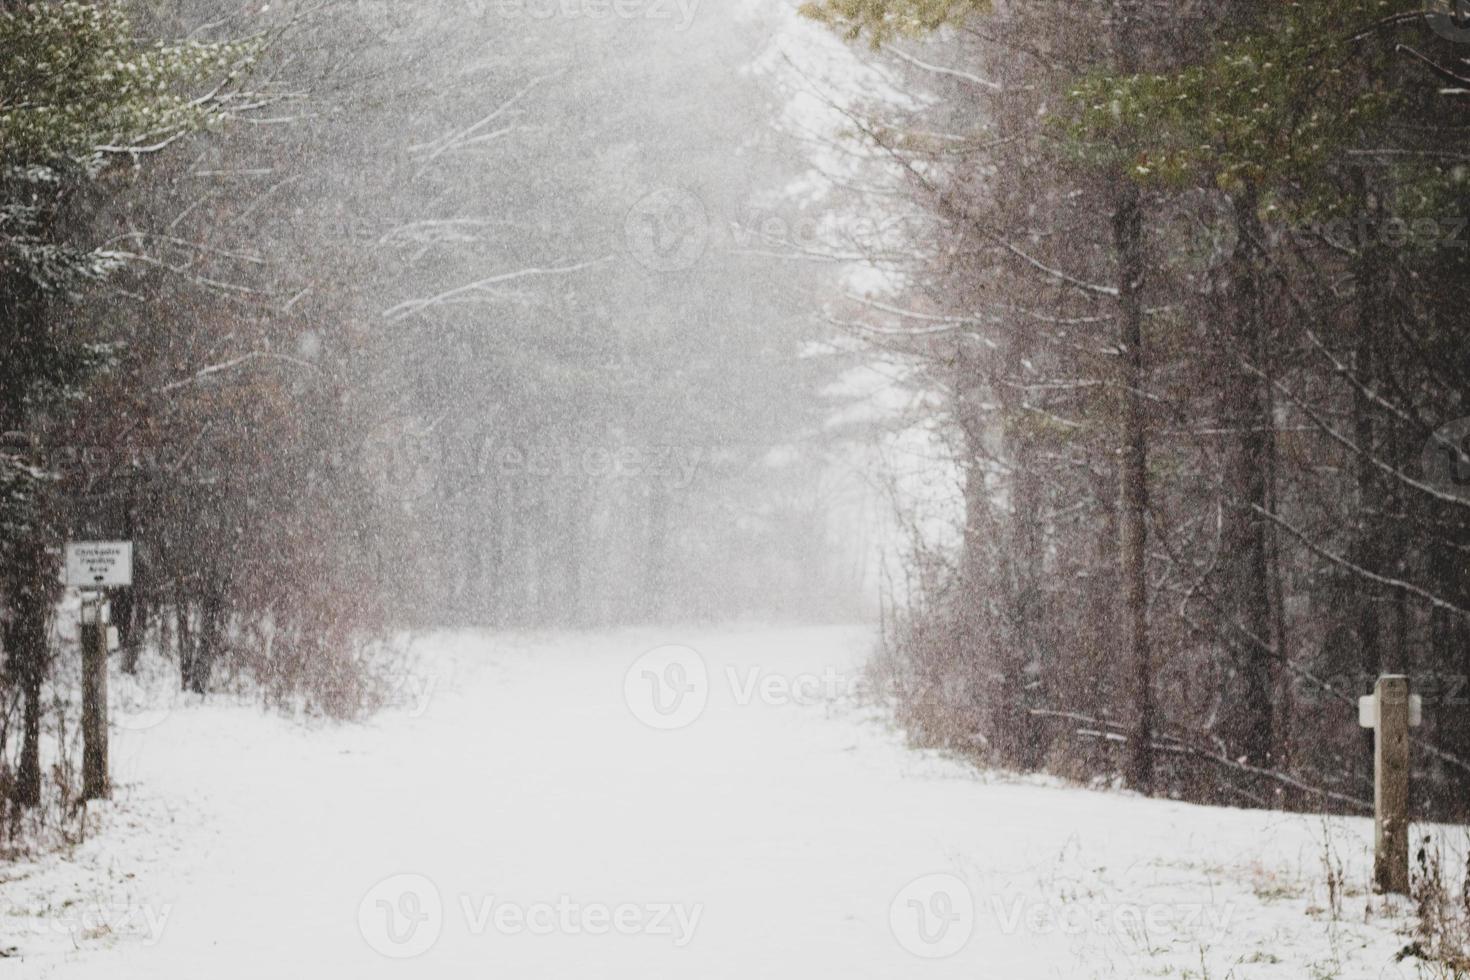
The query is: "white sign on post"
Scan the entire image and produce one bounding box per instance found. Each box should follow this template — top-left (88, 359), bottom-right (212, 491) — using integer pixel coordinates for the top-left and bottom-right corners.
top-left (64, 542), bottom-right (133, 588)
top-left (1358, 692), bottom-right (1423, 728)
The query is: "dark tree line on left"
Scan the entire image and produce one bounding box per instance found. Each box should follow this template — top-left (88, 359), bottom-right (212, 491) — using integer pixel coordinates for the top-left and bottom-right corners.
top-left (0, 0), bottom-right (269, 813)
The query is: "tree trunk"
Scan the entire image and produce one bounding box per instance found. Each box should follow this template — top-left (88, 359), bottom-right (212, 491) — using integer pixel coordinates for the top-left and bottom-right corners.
top-left (957, 402), bottom-right (994, 751)
top-left (120, 590), bottom-right (147, 675)
top-left (1000, 356), bottom-right (1045, 770)
top-left (1109, 0), bottom-right (1155, 794)
top-left (1220, 188), bottom-right (1276, 769)
top-left (176, 587), bottom-right (195, 692)
top-left (1350, 177), bottom-right (1386, 777)
top-left (1118, 189), bottom-right (1154, 794)
top-left (7, 540), bottom-right (55, 807)
top-left (15, 665), bottom-right (42, 807)
top-left (189, 579), bottom-right (225, 695)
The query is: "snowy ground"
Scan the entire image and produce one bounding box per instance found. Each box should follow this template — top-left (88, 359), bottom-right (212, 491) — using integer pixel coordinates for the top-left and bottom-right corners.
top-left (1, 625), bottom-right (1455, 978)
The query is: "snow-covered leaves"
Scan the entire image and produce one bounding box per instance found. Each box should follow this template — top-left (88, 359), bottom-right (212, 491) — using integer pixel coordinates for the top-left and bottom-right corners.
top-left (798, 0), bottom-right (989, 46)
top-left (0, 1), bottom-right (253, 168)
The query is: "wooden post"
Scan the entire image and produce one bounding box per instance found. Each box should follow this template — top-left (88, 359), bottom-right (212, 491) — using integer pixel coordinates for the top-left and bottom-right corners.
top-left (65, 544), bottom-right (130, 803)
top-left (81, 595), bottom-right (110, 801)
top-left (1372, 675), bottom-right (1410, 895)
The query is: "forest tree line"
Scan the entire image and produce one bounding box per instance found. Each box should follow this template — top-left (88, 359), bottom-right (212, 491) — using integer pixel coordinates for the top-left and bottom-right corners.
top-left (802, 0), bottom-right (1470, 818)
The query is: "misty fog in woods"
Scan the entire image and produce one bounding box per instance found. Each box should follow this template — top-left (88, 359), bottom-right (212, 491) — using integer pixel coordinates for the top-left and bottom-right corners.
top-left (3, 0), bottom-right (1470, 975)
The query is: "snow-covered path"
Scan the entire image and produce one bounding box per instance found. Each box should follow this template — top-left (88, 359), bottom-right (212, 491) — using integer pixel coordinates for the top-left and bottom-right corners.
top-left (7, 626), bottom-right (1424, 978)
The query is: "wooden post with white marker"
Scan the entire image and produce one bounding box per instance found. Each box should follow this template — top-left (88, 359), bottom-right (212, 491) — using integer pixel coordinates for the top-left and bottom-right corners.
top-left (65, 541), bottom-right (133, 802)
top-left (1358, 675), bottom-right (1421, 895)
